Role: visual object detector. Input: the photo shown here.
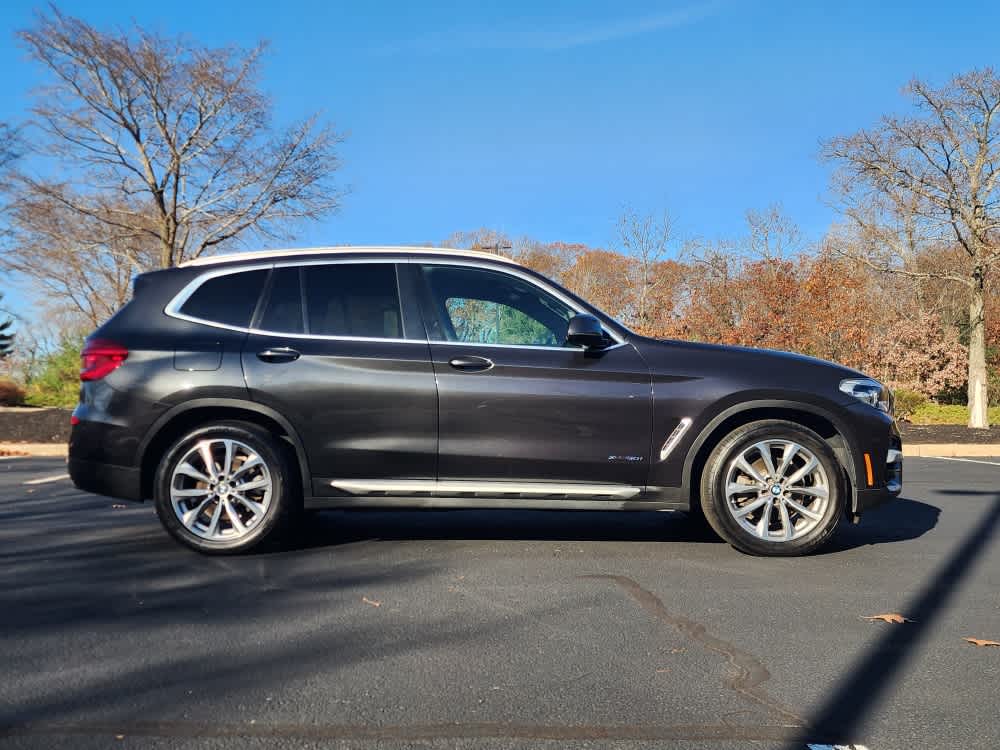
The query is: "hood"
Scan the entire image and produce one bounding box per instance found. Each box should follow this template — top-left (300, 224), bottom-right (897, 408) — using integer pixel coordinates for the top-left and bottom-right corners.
top-left (633, 336), bottom-right (872, 397)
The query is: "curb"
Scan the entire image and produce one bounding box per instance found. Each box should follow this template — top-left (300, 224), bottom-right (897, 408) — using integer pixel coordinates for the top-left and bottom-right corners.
top-left (0, 443), bottom-right (69, 458)
top-left (902, 444), bottom-right (1000, 457)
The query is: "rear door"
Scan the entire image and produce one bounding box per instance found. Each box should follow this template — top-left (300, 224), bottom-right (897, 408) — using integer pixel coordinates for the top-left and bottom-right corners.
top-left (241, 260), bottom-right (437, 496)
top-left (412, 262), bottom-right (652, 488)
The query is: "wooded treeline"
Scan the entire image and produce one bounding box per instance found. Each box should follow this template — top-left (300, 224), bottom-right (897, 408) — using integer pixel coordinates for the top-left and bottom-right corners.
top-left (0, 7), bottom-right (997, 425)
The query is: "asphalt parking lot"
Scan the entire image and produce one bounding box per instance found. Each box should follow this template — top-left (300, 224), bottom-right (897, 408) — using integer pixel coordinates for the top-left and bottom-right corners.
top-left (1, 456), bottom-right (998, 750)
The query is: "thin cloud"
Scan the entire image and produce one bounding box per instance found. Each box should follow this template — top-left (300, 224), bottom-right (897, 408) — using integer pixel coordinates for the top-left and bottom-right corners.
top-left (375, 2), bottom-right (721, 55)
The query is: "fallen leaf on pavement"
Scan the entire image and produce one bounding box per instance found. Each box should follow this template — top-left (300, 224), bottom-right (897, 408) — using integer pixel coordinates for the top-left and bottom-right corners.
top-left (964, 637), bottom-right (1000, 647)
top-left (361, 596), bottom-right (381, 608)
top-left (655, 668), bottom-right (670, 673)
top-left (861, 613), bottom-right (912, 624)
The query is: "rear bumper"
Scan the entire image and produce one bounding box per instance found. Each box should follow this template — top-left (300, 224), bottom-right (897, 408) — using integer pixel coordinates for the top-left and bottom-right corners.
top-left (68, 457), bottom-right (143, 501)
top-left (69, 387), bottom-right (162, 502)
top-left (68, 413), bottom-right (145, 501)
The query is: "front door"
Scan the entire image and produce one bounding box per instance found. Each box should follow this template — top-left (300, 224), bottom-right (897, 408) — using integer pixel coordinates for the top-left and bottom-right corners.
top-left (241, 261), bottom-right (437, 496)
top-left (412, 262), bottom-right (652, 487)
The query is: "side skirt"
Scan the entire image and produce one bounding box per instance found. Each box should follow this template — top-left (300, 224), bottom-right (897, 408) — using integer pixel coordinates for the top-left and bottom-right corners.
top-left (307, 479), bottom-right (690, 511)
top-left (303, 495), bottom-right (687, 511)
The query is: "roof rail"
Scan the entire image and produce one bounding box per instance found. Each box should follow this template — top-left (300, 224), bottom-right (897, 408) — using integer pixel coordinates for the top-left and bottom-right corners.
top-left (179, 245), bottom-right (520, 268)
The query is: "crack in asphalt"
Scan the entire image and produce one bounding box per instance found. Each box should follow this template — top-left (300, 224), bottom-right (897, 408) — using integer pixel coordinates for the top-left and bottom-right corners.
top-left (581, 574), bottom-right (806, 727)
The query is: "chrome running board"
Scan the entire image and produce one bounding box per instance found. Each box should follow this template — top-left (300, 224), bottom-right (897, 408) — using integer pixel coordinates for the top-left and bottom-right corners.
top-left (328, 479), bottom-right (642, 500)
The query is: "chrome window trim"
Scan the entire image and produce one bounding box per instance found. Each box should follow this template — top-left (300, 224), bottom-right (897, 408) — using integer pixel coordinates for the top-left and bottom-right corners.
top-left (247, 329), bottom-right (418, 344)
top-left (431, 339), bottom-right (625, 353)
top-left (164, 255), bottom-right (629, 350)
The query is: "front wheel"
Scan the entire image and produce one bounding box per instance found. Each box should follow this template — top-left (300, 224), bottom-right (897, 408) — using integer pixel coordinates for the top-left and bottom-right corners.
top-left (699, 420), bottom-right (845, 556)
top-left (154, 421), bottom-right (298, 554)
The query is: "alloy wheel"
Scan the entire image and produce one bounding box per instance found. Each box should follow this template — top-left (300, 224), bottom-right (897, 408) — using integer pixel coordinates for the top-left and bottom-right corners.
top-left (724, 439), bottom-right (830, 542)
top-left (169, 438), bottom-right (273, 541)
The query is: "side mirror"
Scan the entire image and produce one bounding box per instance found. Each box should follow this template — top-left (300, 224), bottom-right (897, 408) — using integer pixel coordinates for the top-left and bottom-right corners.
top-left (566, 313), bottom-right (607, 349)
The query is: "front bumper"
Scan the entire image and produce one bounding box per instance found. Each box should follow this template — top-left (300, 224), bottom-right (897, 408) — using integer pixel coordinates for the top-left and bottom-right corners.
top-left (841, 401), bottom-right (902, 519)
top-left (854, 485), bottom-right (897, 516)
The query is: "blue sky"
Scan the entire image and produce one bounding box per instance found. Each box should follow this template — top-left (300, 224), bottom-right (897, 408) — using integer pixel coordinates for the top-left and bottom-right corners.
top-left (1, 0), bottom-right (999, 319)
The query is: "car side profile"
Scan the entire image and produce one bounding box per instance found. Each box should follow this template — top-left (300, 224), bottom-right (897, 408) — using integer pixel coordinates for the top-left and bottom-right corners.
top-left (68, 246), bottom-right (902, 556)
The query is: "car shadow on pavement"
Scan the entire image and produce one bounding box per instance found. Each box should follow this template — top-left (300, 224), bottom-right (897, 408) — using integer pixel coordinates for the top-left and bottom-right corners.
top-left (823, 496), bottom-right (940, 553)
top-left (284, 508), bottom-right (726, 551)
top-left (287, 495), bottom-right (939, 553)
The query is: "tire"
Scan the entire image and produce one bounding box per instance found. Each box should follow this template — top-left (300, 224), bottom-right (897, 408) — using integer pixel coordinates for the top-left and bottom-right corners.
top-left (154, 421), bottom-right (299, 554)
top-left (699, 419), bottom-right (845, 556)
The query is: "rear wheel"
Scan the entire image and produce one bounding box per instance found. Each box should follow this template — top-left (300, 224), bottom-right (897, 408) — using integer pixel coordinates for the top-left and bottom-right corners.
top-left (699, 420), bottom-right (845, 556)
top-left (154, 421), bottom-right (298, 554)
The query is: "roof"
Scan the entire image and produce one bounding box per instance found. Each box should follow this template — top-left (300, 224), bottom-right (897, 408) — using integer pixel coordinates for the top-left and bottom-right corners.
top-left (178, 245), bottom-right (520, 268)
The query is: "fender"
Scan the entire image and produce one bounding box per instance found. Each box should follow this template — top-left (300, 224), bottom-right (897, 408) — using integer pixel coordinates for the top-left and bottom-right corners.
top-left (677, 397), bottom-right (863, 504)
top-left (137, 397), bottom-right (312, 493)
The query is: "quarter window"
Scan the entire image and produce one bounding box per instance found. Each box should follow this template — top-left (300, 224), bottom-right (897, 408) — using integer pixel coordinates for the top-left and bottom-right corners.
top-left (420, 265), bottom-right (574, 347)
top-left (180, 269), bottom-right (268, 328)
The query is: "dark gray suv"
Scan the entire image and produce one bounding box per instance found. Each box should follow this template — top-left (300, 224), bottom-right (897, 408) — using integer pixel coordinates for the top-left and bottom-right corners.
top-left (68, 246), bottom-right (902, 556)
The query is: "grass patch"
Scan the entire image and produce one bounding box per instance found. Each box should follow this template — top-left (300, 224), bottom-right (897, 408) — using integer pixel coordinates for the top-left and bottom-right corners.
top-left (909, 403), bottom-right (1000, 425)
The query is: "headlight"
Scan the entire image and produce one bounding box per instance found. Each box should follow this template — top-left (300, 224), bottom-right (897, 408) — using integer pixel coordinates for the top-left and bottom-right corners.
top-left (839, 378), bottom-right (892, 414)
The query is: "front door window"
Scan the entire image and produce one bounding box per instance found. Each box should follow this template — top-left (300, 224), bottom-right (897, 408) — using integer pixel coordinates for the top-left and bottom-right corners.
top-left (420, 265), bottom-right (574, 347)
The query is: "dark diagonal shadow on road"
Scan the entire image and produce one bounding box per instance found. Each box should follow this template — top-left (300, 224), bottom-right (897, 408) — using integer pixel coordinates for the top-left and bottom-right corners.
top-left (784, 493), bottom-right (1000, 748)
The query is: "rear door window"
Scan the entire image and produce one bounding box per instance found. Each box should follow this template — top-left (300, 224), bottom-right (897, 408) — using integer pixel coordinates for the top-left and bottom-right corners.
top-left (180, 269), bottom-right (268, 328)
top-left (258, 267), bottom-right (305, 334)
top-left (303, 263), bottom-right (403, 339)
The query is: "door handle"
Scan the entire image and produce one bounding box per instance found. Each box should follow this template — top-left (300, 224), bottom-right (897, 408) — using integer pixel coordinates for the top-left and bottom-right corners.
top-left (448, 355), bottom-right (494, 372)
top-left (257, 348), bottom-right (301, 364)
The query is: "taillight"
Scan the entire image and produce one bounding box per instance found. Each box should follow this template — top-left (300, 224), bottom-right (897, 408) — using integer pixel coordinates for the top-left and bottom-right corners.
top-left (80, 339), bottom-right (128, 382)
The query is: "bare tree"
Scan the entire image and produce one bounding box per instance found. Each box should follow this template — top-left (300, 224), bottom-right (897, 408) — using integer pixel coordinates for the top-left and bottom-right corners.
top-left (617, 206), bottom-right (674, 331)
top-left (4, 189), bottom-right (159, 327)
top-left (1, 123), bottom-right (21, 356)
top-left (744, 204), bottom-right (803, 260)
top-left (824, 69), bottom-right (1000, 428)
top-left (4, 6), bottom-right (344, 296)
top-left (0, 294), bottom-right (13, 359)
top-left (0, 123), bottom-right (19, 172)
